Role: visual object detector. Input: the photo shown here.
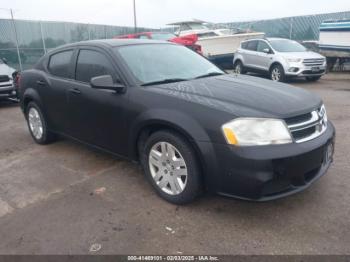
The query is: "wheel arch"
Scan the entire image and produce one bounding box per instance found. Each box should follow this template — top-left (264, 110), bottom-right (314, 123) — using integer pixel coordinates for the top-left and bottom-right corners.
top-left (129, 109), bottom-right (212, 186)
top-left (269, 61), bottom-right (284, 73)
top-left (233, 57), bottom-right (244, 66)
top-left (22, 88), bottom-right (43, 115)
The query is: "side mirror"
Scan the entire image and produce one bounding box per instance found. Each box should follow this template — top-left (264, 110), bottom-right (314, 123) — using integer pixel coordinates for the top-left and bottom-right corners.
top-left (262, 48), bottom-right (271, 54)
top-left (2, 58), bottom-right (8, 64)
top-left (90, 75), bottom-right (124, 92)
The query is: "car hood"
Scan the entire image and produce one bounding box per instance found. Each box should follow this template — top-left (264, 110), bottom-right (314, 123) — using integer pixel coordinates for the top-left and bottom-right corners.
top-left (279, 51), bottom-right (325, 60)
top-left (148, 74), bottom-right (322, 118)
top-left (0, 64), bottom-right (16, 77)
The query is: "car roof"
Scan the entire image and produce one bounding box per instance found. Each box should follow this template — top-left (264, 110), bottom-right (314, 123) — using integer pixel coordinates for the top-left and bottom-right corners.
top-left (242, 37), bottom-right (291, 44)
top-left (52, 39), bottom-right (173, 51)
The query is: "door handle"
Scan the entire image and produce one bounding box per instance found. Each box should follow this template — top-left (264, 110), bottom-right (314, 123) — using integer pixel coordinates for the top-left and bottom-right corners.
top-left (69, 88), bottom-right (81, 94)
top-left (36, 80), bottom-right (46, 86)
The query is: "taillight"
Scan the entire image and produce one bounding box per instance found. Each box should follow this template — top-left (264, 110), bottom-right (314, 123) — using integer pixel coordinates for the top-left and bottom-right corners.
top-left (194, 45), bottom-right (203, 55)
top-left (15, 73), bottom-right (21, 89)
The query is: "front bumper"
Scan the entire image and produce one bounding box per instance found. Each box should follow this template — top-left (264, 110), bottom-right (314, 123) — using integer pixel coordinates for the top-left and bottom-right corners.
top-left (0, 84), bottom-right (17, 99)
top-left (199, 121), bottom-right (335, 201)
top-left (285, 62), bottom-right (326, 77)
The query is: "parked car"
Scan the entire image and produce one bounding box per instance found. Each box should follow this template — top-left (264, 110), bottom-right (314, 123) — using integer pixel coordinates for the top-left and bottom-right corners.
top-left (0, 58), bottom-right (18, 101)
top-left (115, 32), bottom-right (202, 54)
top-left (233, 38), bottom-right (327, 82)
top-left (18, 39), bottom-right (335, 204)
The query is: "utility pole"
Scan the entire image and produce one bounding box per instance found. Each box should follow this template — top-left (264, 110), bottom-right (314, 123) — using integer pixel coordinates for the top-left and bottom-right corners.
top-left (40, 21), bottom-right (47, 54)
top-left (10, 9), bottom-right (23, 71)
top-left (133, 0), bottom-right (137, 33)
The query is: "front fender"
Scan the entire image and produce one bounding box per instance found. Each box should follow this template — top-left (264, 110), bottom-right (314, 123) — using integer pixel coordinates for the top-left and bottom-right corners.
top-left (128, 108), bottom-right (219, 191)
top-left (129, 108), bottom-right (211, 148)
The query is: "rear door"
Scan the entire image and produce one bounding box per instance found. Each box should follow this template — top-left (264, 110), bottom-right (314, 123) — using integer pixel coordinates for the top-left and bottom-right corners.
top-left (41, 49), bottom-right (76, 132)
top-left (243, 40), bottom-right (258, 68)
top-left (66, 47), bottom-right (129, 154)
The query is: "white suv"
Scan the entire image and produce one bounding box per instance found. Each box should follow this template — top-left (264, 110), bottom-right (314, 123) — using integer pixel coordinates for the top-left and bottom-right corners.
top-left (233, 38), bottom-right (327, 82)
top-left (0, 58), bottom-right (17, 100)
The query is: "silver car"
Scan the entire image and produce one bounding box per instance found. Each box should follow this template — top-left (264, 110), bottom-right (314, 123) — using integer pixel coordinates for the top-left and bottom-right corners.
top-left (0, 58), bottom-right (17, 101)
top-left (233, 38), bottom-right (327, 82)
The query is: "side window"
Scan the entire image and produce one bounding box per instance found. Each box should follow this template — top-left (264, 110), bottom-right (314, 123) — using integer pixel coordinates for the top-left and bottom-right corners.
top-left (48, 50), bottom-right (73, 78)
top-left (246, 41), bottom-right (258, 51)
top-left (241, 42), bottom-right (248, 50)
top-left (257, 41), bottom-right (270, 52)
top-left (75, 49), bottom-right (116, 83)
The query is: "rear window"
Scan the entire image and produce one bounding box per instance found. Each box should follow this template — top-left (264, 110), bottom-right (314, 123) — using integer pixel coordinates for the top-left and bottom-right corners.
top-left (48, 50), bottom-right (73, 78)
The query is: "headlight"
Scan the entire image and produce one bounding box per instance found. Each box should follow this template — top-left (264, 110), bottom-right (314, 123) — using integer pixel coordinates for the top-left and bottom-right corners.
top-left (222, 118), bottom-right (292, 146)
top-left (285, 58), bottom-right (302, 63)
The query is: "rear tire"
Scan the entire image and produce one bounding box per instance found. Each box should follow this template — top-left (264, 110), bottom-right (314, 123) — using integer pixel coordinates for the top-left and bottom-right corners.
top-left (270, 64), bottom-right (285, 82)
top-left (139, 130), bottom-right (202, 204)
top-left (234, 60), bottom-right (246, 74)
top-left (306, 76), bottom-right (321, 82)
top-left (26, 101), bottom-right (56, 145)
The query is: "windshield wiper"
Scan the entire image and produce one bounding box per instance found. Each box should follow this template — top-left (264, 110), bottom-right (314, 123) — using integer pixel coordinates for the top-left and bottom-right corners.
top-left (194, 72), bottom-right (225, 79)
top-left (141, 78), bottom-right (187, 86)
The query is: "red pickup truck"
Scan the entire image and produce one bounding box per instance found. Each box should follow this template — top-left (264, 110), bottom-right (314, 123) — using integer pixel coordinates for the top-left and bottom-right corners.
top-left (115, 32), bottom-right (202, 55)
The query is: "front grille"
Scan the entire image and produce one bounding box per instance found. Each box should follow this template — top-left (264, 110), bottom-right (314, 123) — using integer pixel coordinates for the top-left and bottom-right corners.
top-left (0, 75), bottom-right (10, 83)
top-left (285, 112), bottom-right (312, 125)
top-left (303, 58), bottom-right (325, 66)
top-left (286, 105), bottom-right (327, 143)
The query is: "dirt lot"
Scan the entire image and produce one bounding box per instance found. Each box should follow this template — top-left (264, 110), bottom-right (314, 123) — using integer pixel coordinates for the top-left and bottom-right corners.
top-left (0, 73), bottom-right (349, 255)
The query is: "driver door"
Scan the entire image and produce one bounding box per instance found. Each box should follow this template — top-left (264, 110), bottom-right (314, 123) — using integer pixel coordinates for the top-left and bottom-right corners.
top-left (255, 40), bottom-right (273, 71)
top-left (67, 47), bottom-right (129, 154)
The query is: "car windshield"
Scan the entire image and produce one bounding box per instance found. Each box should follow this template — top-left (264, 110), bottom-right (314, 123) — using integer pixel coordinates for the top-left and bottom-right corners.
top-left (269, 39), bottom-right (306, 52)
top-left (116, 44), bottom-right (223, 85)
top-left (151, 33), bottom-right (176, 40)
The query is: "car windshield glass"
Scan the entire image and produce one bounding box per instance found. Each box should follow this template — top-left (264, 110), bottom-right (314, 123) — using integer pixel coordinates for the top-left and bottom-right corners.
top-left (151, 33), bottom-right (176, 40)
top-left (115, 44), bottom-right (223, 85)
top-left (269, 39), bottom-right (306, 52)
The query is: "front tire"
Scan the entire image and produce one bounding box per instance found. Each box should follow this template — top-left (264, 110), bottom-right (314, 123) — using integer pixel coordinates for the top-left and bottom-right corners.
top-left (26, 101), bottom-right (56, 144)
top-left (270, 64), bottom-right (285, 82)
top-left (306, 76), bottom-right (321, 82)
top-left (139, 130), bottom-right (202, 204)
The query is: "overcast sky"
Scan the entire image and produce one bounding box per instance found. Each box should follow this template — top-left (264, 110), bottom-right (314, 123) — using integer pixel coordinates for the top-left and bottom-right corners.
top-left (1, 0), bottom-right (349, 28)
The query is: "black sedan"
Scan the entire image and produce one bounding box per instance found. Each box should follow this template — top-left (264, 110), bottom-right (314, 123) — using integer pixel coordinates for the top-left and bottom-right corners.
top-left (18, 39), bottom-right (335, 204)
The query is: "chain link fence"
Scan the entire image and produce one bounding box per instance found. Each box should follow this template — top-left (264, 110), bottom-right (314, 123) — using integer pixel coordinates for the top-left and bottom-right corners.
top-left (1, 11), bottom-right (350, 71)
top-left (222, 11), bottom-right (350, 41)
top-left (0, 18), bottom-right (151, 71)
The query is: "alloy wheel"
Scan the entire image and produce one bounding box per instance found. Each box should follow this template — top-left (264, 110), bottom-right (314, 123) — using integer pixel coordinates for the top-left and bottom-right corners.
top-left (271, 68), bottom-right (281, 81)
top-left (28, 107), bottom-right (43, 140)
top-left (235, 63), bottom-right (241, 74)
top-left (148, 141), bottom-right (188, 195)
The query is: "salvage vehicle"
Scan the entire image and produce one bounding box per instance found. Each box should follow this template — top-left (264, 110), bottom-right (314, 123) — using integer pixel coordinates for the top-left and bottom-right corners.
top-left (115, 32), bottom-right (202, 54)
top-left (18, 39), bottom-right (335, 204)
top-left (233, 38), bottom-right (327, 82)
top-left (318, 19), bottom-right (350, 71)
top-left (168, 19), bottom-right (264, 68)
top-left (0, 58), bottom-right (18, 101)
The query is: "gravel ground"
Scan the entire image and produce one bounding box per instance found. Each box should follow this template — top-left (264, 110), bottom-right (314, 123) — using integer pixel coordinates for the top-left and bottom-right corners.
top-left (0, 73), bottom-right (349, 255)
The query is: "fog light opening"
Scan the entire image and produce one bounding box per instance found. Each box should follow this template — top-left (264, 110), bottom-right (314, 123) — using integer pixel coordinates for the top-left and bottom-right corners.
top-left (288, 67), bottom-right (299, 72)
